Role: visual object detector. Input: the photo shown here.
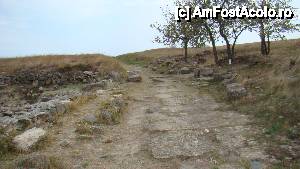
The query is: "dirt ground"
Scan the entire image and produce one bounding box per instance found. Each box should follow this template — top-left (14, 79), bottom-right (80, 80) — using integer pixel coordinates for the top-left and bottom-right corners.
top-left (20, 65), bottom-right (271, 169)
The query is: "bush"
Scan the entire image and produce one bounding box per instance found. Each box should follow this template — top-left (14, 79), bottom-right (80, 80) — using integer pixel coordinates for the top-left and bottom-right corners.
top-left (0, 128), bottom-right (16, 158)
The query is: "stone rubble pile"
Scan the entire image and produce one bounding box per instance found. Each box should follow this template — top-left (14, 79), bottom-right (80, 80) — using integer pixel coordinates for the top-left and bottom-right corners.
top-left (0, 70), bottom-right (99, 88)
top-left (149, 56), bottom-right (195, 75)
top-left (0, 98), bottom-right (72, 130)
top-left (193, 67), bottom-right (247, 100)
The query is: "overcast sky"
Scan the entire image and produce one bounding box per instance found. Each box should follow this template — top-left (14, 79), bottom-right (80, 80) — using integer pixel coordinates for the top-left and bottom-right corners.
top-left (0, 0), bottom-right (299, 57)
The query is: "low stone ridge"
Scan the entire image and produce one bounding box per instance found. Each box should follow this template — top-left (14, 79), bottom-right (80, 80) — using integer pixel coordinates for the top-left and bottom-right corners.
top-left (0, 69), bottom-right (99, 88)
top-left (13, 127), bottom-right (46, 152)
top-left (149, 55), bottom-right (197, 75)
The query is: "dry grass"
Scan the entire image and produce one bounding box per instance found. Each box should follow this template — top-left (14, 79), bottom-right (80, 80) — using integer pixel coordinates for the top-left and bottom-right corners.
top-left (117, 48), bottom-right (207, 66)
top-left (75, 121), bottom-right (94, 135)
top-left (68, 95), bottom-right (97, 112)
top-left (0, 128), bottom-right (17, 159)
top-left (8, 154), bottom-right (70, 169)
top-left (98, 100), bottom-right (122, 125)
top-left (0, 54), bottom-right (126, 77)
top-left (117, 39), bottom-right (300, 66)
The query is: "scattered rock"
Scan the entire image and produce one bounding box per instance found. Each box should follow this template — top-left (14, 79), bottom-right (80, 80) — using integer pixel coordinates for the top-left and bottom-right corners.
top-left (34, 112), bottom-right (51, 123)
top-left (60, 139), bottom-right (71, 148)
top-left (222, 78), bottom-right (236, 86)
top-left (13, 127), bottom-right (47, 152)
top-left (96, 89), bottom-right (106, 95)
top-left (103, 139), bottom-right (113, 144)
top-left (145, 108), bottom-right (154, 114)
top-left (82, 114), bottom-right (98, 124)
top-left (152, 67), bottom-right (158, 71)
top-left (40, 96), bottom-right (51, 102)
top-left (38, 87), bottom-right (44, 92)
top-left (250, 159), bottom-right (263, 169)
top-left (168, 69), bottom-right (177, 75)
top-left (194, 68), bottom-right (214, 78)
top-left (83, 71), bottom-right (94, 76)
top-left (127, 71), bottom-right (142, 82)
top-left (223, 73), bottom-right (235, 79)
top-left (226, 83), bottom-right (247, 99)
top-left (196, 77), bottom-right (214, 82)
top-left (180, 67), bottom-right (192, 74)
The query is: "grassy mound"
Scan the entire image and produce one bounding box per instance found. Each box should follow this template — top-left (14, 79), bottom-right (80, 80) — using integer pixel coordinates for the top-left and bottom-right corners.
top-left (0, 54), bottom-right (126, 77)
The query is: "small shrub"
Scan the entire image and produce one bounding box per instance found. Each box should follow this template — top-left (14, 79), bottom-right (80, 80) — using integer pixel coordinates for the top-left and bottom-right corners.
top-left (265, 120), bottom-right (284, 136)
top-left (69, 95), bottom-right (97, 112)
top-left (98, 98), bottom-right (125, 125)
top-left (75, 121), bottom-right (93, 135)
top-left (0, 128), bottom-right (17, 158)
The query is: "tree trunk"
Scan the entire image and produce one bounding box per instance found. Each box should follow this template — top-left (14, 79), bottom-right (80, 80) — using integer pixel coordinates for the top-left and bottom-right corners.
top-left (212, 39), bottom-right (219, 65)
top-left (184, 40), bottom-right (188, 62)
top-left (223, 37), bottom-right (233, 62)
top-left (259, 20), bottom-right (268, 56)
top-left (232, 43), bottom-right (236, 62)
top-left (218, 23), bottom-right (233, 63)
top-left (266, 34), bottom-right (270, 55)
top-left (259, 0), bottom-right (269, 56)
top-left (204, 24), bottom-right (218, 65)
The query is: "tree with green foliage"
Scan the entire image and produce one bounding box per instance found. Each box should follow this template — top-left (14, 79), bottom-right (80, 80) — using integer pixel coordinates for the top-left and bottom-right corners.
top-left (151, 1), bottom-right (205, 62)
top-left (252, 0), bottom-right (300, 56)
top-left (214, 0), bottom-right (253, 63)
top-left (152, 0), bottom-right (299, 64)
top-left (188, 0), bottom-right (220, 64)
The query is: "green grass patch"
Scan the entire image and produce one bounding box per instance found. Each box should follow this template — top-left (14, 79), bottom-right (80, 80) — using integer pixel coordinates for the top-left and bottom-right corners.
top-left (117, 53), bottom-right (152, 66)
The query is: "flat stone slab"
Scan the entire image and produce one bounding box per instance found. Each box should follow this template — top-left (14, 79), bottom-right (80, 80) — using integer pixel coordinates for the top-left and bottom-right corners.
top-left (149, 130), bottom-right (218, 159)
top-left (13, 127), bottom-right (46, 152)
